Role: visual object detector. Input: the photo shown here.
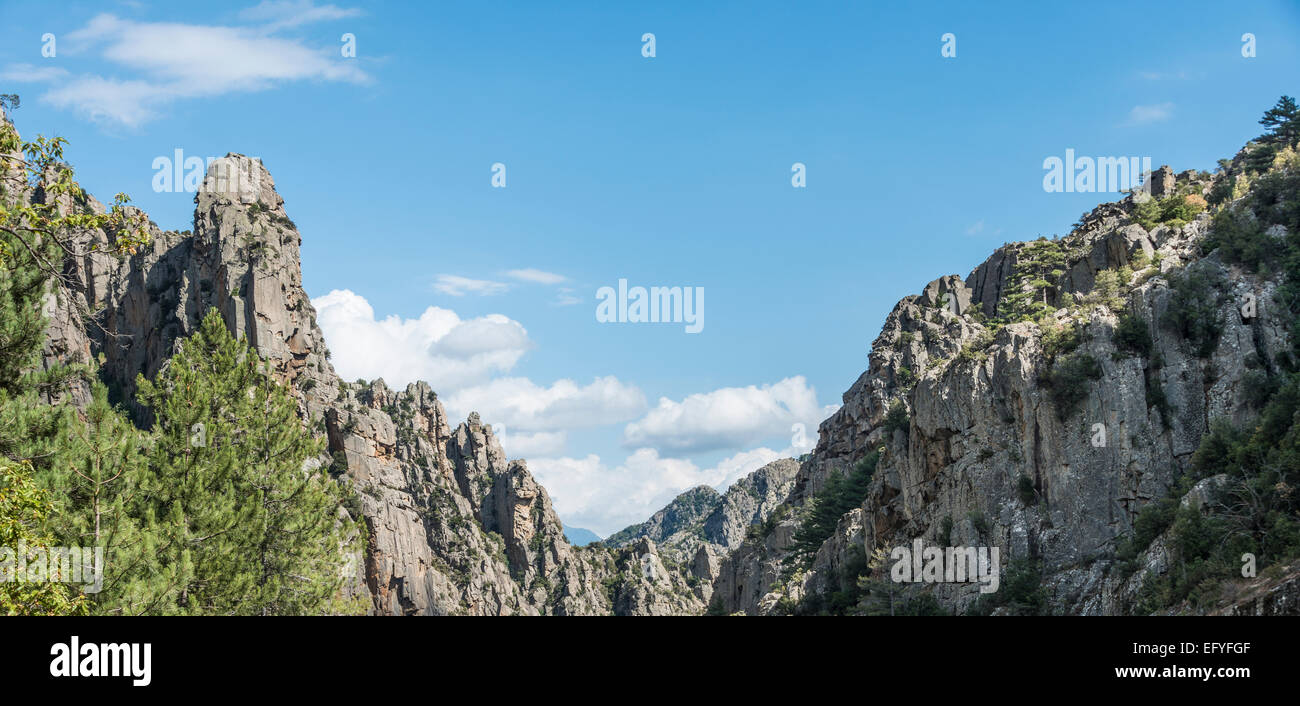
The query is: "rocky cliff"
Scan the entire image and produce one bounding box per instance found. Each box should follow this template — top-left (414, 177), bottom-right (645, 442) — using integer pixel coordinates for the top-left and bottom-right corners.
top-left (711, 157), bottom-right (1300, 616)
top-left (25, 106), bottom-right (1299, 616)
top-left (26, 132), bottom-right (711, 615)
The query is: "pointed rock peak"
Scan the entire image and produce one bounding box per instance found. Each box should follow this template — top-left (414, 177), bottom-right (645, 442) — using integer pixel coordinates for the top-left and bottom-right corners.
top-left (197, 153), bottom-right (282, 210)
top-left (631, 537), bottom-right (659, 556)
top-left (920, 274), bottom-right (971, 314)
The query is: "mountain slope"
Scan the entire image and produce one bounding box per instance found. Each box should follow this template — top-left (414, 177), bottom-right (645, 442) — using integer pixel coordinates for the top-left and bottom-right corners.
top-left (709, 151), bottom-right (1300, 616)
top-left (563, 527), bottom-right (602, 546)
top-left (19, 102), bottom-right (1300, 617)
top-left (21, 130), bottom-right (709, 615)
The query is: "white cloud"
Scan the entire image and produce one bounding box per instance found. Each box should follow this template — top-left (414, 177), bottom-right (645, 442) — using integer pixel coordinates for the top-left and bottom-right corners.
top-left (312, 289), bottom-right (530, 391)
top-left (433, 274), bottom-right (509, 297)
top-left (238, 0), bottom-right (361, 30)
top-left (529, 446), bottom-right (794, 537)
top-left (1127, 102), bottom-right (1174, 125)
top-left (443, 376), bottom-right (646, 433)
top-left (495, 430), bottom-right (568, 458)
top-left (42, 76), bottom-right (170, 127)
top-left (622, 376), bottom-right (838, 455)
top-left (17, 11), bottom-right (369, 127)
top-left (552, 287), bottom-right (582, 306)
top-left (965, 220), bottom-right (985, 236)
top-left (506, 268), bottom-right (567, 285)
top-left (710, 446), bottom-right (787, 488)
top-left (0, 64), bottom-right (69, 82)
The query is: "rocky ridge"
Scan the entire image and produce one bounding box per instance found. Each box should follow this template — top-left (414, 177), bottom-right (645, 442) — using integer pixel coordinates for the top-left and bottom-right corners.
top-left (710, 160), bottom-right (1298, 615)
top-left (22, 128), bottom-right (711, 615)
top-left (23, 104), bottom-right (1299, 616)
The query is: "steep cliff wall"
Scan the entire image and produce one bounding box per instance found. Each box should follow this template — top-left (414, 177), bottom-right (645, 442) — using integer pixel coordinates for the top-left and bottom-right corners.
top-left (713, 163), bottom-right (1298, 616)
top-left (27, 107), bottom-right (1296, 616)
top-left (31, 145), bottom-right (706, 615)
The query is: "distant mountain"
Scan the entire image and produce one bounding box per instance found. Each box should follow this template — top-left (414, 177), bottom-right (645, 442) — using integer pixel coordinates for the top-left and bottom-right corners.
top-left (605, 460), bottom-right (799, 561)
top-left (563, 526), bottom-right (602, 546)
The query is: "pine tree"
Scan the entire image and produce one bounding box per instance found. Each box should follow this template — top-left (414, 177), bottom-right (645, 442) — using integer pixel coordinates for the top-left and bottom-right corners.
top-left (134, 310), bottom-right (360, 615)
top-left (1246, 96), bottom-right (1300, 173)
top-left (44, 383), bottom-right (156, 614)
top-left (1259, 95), bottom-right (1300, 150)
top-left (0, 110), bottom-right (140, 615)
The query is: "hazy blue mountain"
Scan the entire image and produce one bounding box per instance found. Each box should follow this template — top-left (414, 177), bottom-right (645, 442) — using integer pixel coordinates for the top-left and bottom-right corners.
top-left (563, 526), bottom-right (602, 546)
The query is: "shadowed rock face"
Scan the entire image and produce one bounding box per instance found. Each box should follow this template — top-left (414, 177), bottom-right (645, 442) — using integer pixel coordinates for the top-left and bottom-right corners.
top-left (33, 150), bottom-right (714, 615)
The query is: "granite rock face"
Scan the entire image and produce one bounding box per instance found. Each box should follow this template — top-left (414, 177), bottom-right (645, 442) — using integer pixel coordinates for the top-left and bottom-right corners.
top-left (713, 165), bottom-right (1298, 615)
top-left (31, 151), bottom-right (703, 615)
top-left (28, 107), bottom-right (1296, 617)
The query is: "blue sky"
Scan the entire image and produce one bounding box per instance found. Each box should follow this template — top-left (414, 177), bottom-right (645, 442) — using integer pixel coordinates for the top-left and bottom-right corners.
top-left (2, 0), bottom-right (1297, 535)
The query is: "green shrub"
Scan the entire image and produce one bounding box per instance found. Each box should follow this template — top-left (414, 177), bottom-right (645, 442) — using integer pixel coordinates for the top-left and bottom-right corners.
top-left (1083, 269), bottom-right (1125, 309)
top-left (1039, 321), bottom-right (1083, 362)
top-left (1115, 496), bottom-right (1177, 575)
top-left (1161, 265), bottom-right (1226, 358)
top-left (1113, 311), bottom-right (1153, 358)
top-left (955, 329), bottom-right (995, 364)
top-left (1133, 194), bottom-right (1207, 231)
top-left (1017, 475), bottom-right (1037, 506)
top-left (1204, 207), bottom-right (1272, 272)
top-left (790, 453), bottom-right (880, 568)
top-left (896, 366), bottom-right (915, 388)
top-left (966, 558), bottom-right (1048, 616)
top-left (882, 400), bottom-right (909, 437)
top-left (1044, 353), bottom-right (1103, 418)
top-left (1242, 369), bottom-right (1273, 408)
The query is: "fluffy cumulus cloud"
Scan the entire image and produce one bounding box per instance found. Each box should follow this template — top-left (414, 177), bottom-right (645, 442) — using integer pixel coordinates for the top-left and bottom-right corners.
top-left (528, 446), bottom-right (790, 537)
top-left (15, 5), bottom-right (368, 127)
top-left (622, 376), bottom-right (838, 455)
top-left (312, 289), bottom-right (530, 392)
top-left (313, 290), bottom-right (836, 535)
top-left (443, 376), bottom-right (646, 432)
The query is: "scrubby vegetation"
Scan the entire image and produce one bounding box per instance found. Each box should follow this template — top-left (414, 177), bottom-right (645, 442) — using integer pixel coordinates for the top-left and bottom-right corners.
top-left (1120, 97), bottom-right (1300, 613)
top-left (0, 113), bottom-right (363, 616)
top-left (1160, 263), bottom-right (1227, 358)
top-left (882, 400), bottom-right (909, 438)
top-left (965, 558), bottom-right (1049, 616)
top-left (1113, 310), bottom-right (1153, 358)
top-left (1042, 352), bottom-right (1103, 419)
top-left (1017, 475), bottom-right (1037, 506)
top-left (1133, 193), bottom-right (1207, 231)
top-left (996, 238), bottom-right (1068, 324)
top-left (790, 453), bottom-right (880, 569)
